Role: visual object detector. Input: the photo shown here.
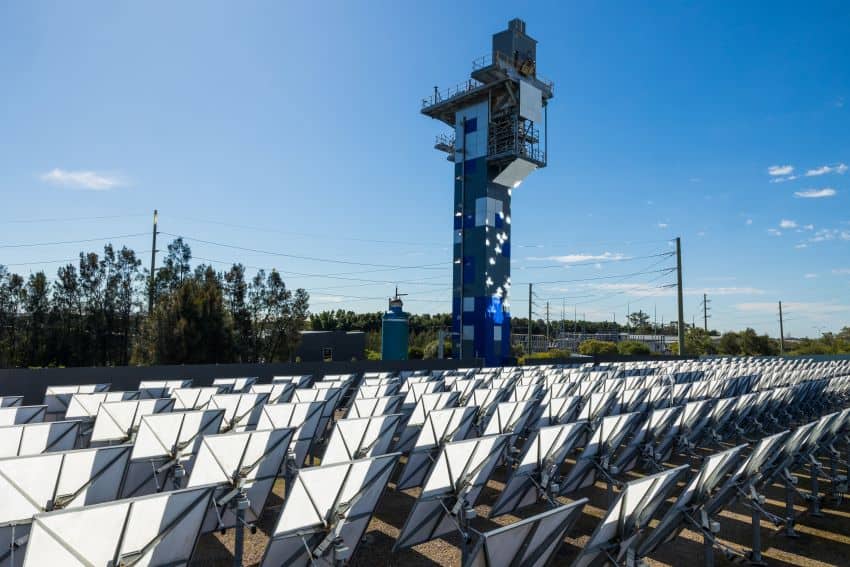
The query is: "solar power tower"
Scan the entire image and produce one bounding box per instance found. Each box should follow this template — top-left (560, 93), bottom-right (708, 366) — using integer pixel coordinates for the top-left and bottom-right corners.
top-left (422, 18), bottom-right (553, 364)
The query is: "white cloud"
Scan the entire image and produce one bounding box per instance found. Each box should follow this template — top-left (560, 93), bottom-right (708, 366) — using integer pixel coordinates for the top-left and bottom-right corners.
top-left (312, 295), bottom-right (347, 303)
top-left (528, 252), bottom-right (628, 264)
top-left (834, 268), bottom-right (850, 275)
top-left (767, 228), bottom-right (782, 236)
top-left (746, 218), bottom-right (753, 225)
top-left (770, 175), bottom-right (799, 184)
top-left (779, 219), bottom-right (798, 229)
top-left (657, 222), bottom-right (668, 229)
top-left (795, 188), bottom-right (837, 199)
top-left (808, 228), bottom-right (850, 243)
top-left (795, 243), bottom-right (808, 249)
top-left (768, 165), bottom-right (794, 176)
top-left (805, 163), bottom-right (848, 177)
top-left (41, 168), bottom-right (125, 191)
top-left (804, 273), bottom-right (818, 279)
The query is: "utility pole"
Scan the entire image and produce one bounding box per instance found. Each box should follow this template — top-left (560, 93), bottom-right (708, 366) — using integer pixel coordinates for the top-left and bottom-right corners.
top-left (653, 304), bottom-right (657, 335)
top-left (675, 237), bottom-right (686, 356)
top-left (148, 209), bottom-right (158, 315)
top-left (545, 301), bottom-right (550, 345)
top-left (701, 293), bottom-right (711, 332)
top-left (561, 298), bottom-right (567, 338)
top-left (778, 301), bottom-right (786, 355)
top-left (626, 302), bottom-right (631, 333)
top-left (573, 305), bottom-right (577, 333)
top-left (526, 284), bottom-right (534, 354)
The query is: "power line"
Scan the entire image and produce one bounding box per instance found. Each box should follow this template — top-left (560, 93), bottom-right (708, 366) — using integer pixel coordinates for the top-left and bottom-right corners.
top-left (0, 233), bottom-right (149, 249)
top-left (4, 213), bottom-right (148, 224)
top-left (518, 267), bottom-right (675, 287)
top-left (162, 214), bottom-right (448, 248)
top-left (4, 251), bottom-right (153, 268)
top-left (514, 237), bottom-right (674, 249)
top-left (190, 255), bottom-right (448, 286)
top-left (518, 251), bottom-right (675, 271)
top-left (162, 232), bottom-right (451, 270)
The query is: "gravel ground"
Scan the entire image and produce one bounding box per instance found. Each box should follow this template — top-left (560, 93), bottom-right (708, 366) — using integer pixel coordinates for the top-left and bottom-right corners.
top-left (191, 433), bottom-right (850, 567)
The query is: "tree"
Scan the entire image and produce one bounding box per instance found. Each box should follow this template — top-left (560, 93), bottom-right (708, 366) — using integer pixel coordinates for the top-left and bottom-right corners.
top-left (718, 332), bottom-right (741, 355)
top-left (424, 338), bottom-right (452, 359)
top-left (617, 340), bottom-right (651, 355)
top-left (142, 268), bottom-right (235, 364)
top-left (155, 237), bottom-right (192, 294)
top-left (738, 328), bottom-right (779, 356)
top-left (628, 310), bottom-right (652, 333)
top-left (670, 327), bottom-right (718, 356)
top-left (223, 263), bottom-right (253, 361)
top-left (23, 272), bottom-right (50, 365)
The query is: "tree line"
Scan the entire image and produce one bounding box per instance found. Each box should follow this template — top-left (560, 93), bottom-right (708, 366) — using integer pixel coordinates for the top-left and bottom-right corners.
top-left (0, 238), bottom-right (309, 367)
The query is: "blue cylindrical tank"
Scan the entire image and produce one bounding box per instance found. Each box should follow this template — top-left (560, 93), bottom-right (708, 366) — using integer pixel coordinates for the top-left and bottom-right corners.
top-left (381, 294), bottom-right (409, 360)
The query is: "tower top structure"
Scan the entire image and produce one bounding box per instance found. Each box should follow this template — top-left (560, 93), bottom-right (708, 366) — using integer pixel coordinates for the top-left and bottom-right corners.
top-left (421, 18), bottom-right (553, 364)
top-left (422, 18), bottom-right (553, 171)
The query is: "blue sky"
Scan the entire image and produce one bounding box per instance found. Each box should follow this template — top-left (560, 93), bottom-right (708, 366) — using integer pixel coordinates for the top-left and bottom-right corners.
top-left (1, 1), bottom-right (849, 338)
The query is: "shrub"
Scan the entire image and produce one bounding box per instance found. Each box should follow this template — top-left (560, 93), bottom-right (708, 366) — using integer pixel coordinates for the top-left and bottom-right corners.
top-left (408, 346), bottom-right (425, 360)
top-left (519, 349), bottom-right (571, 365)
top-left (578, 339), bottom-right (618, 356)
top-left (423, 339), bottom-right (452, 359)
top-left (365, 349), bottom-right (381, 361)
top-left (617, 340), bottom-right (651, 356)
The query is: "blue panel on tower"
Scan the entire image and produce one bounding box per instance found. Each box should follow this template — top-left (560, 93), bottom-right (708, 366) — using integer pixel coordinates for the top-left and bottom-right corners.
top-left (464, 118), bottom-right (478, 134)
top-left (464, 213), bottom-right (475, 228)
top-left (502, 242), bottom-right (510, 257)
top-left (495, 214), bottom-right (503, 229)
top-left (487, 297), bottom-right (504, 324)
top-left (463, 257), bottom-right (475, 284)
top-left (454, 216), bottom-right (462, 230)
top-left (465, 159), bottom-right (478, 173)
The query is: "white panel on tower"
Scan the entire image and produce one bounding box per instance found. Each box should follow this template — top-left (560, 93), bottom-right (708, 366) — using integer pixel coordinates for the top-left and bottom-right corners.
top-left (463, 325), bottom-right (475, 341)
top-left (454, 101), bottom-right (489, 160)
top-left (519, 80), bottom-right (543, 123)
top-left (492, 158), bottom-right (537, 188)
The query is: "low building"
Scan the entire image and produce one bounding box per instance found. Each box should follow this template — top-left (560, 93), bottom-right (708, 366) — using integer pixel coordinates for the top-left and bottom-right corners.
top-left (296, 331), bottom-right (366, 362)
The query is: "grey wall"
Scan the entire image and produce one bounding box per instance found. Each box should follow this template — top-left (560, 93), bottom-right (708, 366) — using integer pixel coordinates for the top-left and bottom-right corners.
top-left (0, 359), bottom-right (481, 404)
top-left (0, 354), bottom-right (700, 405)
